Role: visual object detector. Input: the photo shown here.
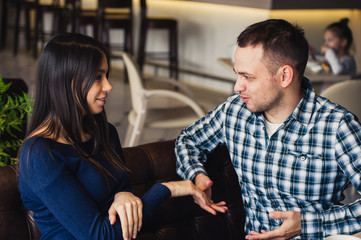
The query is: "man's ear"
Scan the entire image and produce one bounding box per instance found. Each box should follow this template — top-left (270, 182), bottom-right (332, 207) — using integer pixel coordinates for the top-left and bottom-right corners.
top-left (279, 65), bottom-right (293, 88)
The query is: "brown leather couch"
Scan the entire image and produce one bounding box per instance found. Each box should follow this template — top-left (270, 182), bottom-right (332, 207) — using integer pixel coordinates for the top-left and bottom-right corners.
top-left (0, 140), bottom-right (246, 240)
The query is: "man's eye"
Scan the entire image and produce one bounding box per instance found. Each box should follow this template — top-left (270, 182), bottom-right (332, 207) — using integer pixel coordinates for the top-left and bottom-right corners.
top-left (241, 75), bottom-right (251, 80)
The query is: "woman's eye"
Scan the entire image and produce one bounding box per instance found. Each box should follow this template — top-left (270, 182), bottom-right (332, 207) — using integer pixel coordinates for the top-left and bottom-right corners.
top-left (95, 75), bottom-right (102, 81)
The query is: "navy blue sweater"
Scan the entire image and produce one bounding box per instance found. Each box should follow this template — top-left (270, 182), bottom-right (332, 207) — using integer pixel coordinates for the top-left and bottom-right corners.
top-left (18, 124), bottom-right (170, 240)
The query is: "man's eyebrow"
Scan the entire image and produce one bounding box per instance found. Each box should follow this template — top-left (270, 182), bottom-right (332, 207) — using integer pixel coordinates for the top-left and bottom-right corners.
top-left (233, 68), bottom-right (252, 76)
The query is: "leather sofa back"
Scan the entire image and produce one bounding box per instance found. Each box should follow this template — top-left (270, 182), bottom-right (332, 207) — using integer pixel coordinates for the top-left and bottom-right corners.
top-left (0, 140), bottom-right (245, 239)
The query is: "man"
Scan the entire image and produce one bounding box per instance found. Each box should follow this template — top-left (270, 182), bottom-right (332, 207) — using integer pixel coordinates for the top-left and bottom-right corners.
top-left (175, 19), bottom-right (361, 239)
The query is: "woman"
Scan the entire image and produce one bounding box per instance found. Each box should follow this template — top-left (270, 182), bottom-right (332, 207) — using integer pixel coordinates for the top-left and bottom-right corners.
top-left (18, 33), bottom-right (227, 240)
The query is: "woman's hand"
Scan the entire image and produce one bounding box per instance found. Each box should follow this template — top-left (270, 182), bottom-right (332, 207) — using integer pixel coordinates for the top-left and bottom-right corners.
top-left (108, 192), bottom-right (143, 240)
top-left (162, 180), bottom-right (228, 215)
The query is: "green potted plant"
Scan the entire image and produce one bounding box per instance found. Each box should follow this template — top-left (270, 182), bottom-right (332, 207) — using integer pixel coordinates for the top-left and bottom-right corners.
top-left (0, 75), bottom-right (32, 166)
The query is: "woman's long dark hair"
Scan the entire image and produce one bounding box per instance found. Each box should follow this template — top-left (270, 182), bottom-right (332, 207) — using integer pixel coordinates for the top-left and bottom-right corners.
top-left (27, 33), bottom-right (126, 180)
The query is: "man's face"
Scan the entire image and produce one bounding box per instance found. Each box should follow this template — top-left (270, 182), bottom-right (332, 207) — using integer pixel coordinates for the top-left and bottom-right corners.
top-left (233, 45), bottom-right (283, 115)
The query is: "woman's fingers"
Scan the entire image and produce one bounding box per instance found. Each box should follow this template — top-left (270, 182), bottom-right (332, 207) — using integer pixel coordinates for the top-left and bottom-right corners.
top-left (117, 206), bottom-right (130, 240)
top-left (137, 201), bottom-right (143, 231)
top-left (108, 206), bottom-right (117, 225)
top-left (109, 192), bottom-right (143, 240)
top-left (210, 201), bottom-right (228, 212)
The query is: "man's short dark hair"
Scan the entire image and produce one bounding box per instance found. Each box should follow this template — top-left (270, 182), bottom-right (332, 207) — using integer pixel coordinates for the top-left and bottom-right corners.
top-left (237, 19), bottom-right (309, 78)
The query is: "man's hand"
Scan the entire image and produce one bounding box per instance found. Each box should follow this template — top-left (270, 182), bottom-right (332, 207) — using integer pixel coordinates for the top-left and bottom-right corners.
top-left (246, 211), bottom-right (301, 240)
top-left (194, 173), bottom-right (213, 200)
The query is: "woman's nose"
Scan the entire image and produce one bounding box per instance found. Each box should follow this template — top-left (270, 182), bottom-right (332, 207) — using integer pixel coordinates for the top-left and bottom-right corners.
top-left (103, 78), bottom-right (113, 92)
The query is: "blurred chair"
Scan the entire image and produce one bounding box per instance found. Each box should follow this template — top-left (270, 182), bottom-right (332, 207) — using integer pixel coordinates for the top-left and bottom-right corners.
top-left (121, 52), bottom-right (205, 147)
top-left (1, 0), bottom-right (35, 54)
top-left (71, 0), bottom-right (99, 37)
top-left (137, 0), bottom-right (178, 78)
top-left (1, 0), bottom-right (63, 58)
top-left (321, 79), bottom-right (361, 204)
top-left (321, 80), bottom-right (361, 120)
top-left (32, 0), bottom-right (64, 58)
top-left (97, 0), bottom-right (133, 54)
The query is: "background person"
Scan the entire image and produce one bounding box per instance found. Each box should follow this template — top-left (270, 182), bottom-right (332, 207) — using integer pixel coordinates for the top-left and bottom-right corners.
top-left (321, 18), bottom-right (356, 78)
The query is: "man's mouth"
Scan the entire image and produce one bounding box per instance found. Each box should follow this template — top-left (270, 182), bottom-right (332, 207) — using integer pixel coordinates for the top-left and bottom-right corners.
top-left (240, 95), bottom-right (249, 103)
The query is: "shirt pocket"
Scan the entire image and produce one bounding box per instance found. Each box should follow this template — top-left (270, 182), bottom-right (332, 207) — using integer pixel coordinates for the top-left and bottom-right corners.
top-left (277, 150), bottom-right (330, 199)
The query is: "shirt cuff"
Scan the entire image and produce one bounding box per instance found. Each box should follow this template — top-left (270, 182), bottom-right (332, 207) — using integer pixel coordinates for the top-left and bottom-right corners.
top-left (301, 211), bottom-right (323, 239)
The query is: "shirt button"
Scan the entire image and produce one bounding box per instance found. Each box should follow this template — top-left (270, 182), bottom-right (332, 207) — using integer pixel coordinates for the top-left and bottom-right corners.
top-left (300, 155), bottom-right (307, 161)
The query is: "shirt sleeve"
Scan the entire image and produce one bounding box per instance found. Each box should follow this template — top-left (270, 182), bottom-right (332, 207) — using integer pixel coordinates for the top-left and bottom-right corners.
top-left (175, 97), bottom-right (230, 181)
top-left (20, 140), bottom-right (170, 240)
top-left (301, 113), bottom-right (361, 239)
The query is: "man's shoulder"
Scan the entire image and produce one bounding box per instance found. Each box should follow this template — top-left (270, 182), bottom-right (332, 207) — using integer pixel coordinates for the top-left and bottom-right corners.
top-left (313, 95), bottom-right (355, 121)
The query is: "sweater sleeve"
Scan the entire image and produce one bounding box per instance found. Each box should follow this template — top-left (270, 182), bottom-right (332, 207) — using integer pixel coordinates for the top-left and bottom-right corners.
top-left (19, 139), bottom-right (170, 240)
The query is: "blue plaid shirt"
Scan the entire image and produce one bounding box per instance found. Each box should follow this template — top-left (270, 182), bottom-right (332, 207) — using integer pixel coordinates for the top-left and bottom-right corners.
top-left (175, 79), bottom-right (361, 239)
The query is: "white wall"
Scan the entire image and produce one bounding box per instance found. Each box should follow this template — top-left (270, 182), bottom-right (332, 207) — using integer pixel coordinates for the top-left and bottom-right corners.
top-left (141, 1), bottom-right (361, 91)
top-left (76, 0), bottom-right (361, 92)
top-left (142, 0), bottom-right (269, 89)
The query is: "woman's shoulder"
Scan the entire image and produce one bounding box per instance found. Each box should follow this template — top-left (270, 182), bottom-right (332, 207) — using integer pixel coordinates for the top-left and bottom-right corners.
top-left (19, 137), bottom-right (57, 176)
top-left (21, 136), bottom-right (51, 153)
top-left (20, 136), bottom-right (74, 167)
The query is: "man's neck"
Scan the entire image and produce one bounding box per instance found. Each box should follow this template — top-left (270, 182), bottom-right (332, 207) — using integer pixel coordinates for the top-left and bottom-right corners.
top-left (265, 87), bottom-right (304, 124)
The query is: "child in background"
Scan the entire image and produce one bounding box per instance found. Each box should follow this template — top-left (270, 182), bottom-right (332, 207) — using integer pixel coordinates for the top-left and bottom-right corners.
top-left (321, 18), bottom-right (356, 78)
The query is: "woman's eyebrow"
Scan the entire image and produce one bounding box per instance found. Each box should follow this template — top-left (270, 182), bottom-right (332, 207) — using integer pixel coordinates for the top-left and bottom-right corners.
top-left (98, 69), bottom-right (107, 74)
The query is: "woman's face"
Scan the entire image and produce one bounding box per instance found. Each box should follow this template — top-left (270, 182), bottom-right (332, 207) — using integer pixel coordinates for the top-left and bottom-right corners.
top-left (87, 56), bottom-right (112, 114)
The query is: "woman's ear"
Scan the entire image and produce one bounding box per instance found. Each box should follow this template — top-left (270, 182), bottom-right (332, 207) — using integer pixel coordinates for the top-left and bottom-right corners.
top-left (279, 65), bottom-right (293, 88)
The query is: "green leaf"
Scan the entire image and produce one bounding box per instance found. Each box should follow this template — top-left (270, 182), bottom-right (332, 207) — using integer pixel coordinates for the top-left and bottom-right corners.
top-left (0, 74), bottom-right (32, 166)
